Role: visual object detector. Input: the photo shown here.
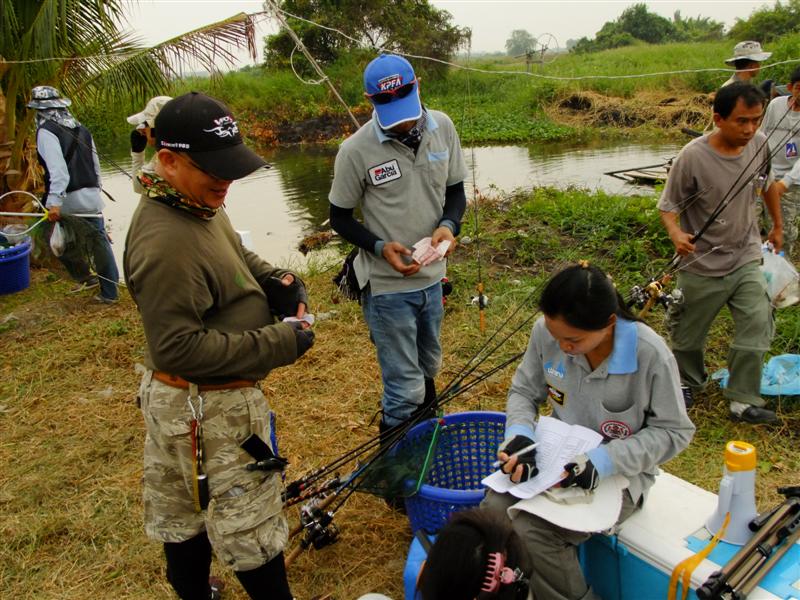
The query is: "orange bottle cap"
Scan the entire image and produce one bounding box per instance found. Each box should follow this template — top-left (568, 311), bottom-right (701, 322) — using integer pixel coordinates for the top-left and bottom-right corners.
top-left (725, 440), bottom-right (757, 472)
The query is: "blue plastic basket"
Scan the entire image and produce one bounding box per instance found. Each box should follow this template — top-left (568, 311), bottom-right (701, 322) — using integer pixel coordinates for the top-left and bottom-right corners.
top-left (0, 236), bottom-right (32, 295)
top-left (401, 411), bottom-right (506, 533)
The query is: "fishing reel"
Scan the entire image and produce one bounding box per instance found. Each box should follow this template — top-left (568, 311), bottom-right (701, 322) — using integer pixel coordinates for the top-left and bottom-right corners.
top-left (629, 278), bottom-right (683, 313)
top-left (470, 293), bottom-right (489, 309)
top-left (298, 506), bottom-right (339, 551)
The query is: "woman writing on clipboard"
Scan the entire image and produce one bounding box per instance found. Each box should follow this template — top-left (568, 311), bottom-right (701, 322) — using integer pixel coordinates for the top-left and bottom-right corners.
top-left (482, 262), bottom-right (695, 600)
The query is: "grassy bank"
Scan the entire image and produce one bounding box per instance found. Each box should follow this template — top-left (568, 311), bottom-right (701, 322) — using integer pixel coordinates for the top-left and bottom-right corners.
top-left (80, 35), bottom-right (800, 151)
top-left (1, 186), bottom-right (798, 599)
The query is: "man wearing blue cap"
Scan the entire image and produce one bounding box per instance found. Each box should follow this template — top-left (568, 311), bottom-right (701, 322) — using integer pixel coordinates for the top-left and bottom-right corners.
top-left (329, 54), bottom-right (468, 459)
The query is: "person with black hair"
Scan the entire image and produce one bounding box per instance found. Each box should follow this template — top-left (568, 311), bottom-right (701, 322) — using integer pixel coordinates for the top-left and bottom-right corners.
top-left (760, 66), bottom-right (800, 255)
top-left (482, 263), bottom-right (695, 600)
top-left (417, 508), bottom-right (531, 600)
top-left (659, 82), bottom-right (784, 425)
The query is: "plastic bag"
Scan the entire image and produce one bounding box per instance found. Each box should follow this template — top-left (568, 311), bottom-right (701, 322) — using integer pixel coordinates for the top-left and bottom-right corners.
top-left (50, 222), bottom-right (66, 257)
top-left (760, 244), bottom-right (800, 308)
top-left (713, 354), bottom-right (800, 396)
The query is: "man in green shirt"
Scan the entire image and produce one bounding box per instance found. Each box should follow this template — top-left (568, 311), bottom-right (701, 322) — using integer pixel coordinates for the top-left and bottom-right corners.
top-left (124, 92), bottom-right (314, 599)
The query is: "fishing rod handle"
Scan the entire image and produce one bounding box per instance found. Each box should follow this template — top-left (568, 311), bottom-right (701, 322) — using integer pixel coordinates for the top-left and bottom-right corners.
top-left (284, 544), bottom-right (304, 568)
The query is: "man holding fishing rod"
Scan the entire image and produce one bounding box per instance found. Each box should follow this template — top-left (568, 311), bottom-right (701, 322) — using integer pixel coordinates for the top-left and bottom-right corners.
top-left (659, 82), bottom-right (784, 425)
top-left (124, 92), bottom-right (314, 599)
top-left (28, 85), bottom-right (119, 303)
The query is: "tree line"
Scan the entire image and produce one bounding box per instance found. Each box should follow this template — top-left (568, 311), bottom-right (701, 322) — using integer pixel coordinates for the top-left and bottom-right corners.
top-left (568, 1), bottom-right (800, 54)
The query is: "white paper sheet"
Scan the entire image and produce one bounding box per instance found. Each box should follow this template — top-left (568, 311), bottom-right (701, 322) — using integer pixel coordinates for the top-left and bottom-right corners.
top-left (507, 475), bottom-right (630, 533)
top-left (482, 416), bottom-right (604, 499)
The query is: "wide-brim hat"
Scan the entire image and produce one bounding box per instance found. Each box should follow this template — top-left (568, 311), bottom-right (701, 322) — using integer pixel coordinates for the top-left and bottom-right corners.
top-left (27, 85), bottom-right (72, 110)
top-left (155, 92), bottom-right (267, 181)
top-left (27, 98), bottom-right (72, 109)
top-left (127, 96), bottom-right (173, 126)
top-left (364, 54), bottom-right (422, 130)
top-left (725, 40), bottom-right (772, 65)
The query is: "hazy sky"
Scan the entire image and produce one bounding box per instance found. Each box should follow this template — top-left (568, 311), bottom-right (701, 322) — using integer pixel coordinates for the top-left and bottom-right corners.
top-left (127, 0), bottom-right (773, 59)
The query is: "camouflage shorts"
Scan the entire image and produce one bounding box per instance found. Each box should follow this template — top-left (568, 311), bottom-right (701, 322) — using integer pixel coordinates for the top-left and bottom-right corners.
top-left (138, 370), bottom-right (288, 571)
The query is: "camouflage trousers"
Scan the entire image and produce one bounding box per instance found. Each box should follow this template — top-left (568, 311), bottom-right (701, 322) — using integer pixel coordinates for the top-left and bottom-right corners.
top-left (757, 187), bottom-right (800, 256)
top-left (137, 370), bottom-right (288, 571)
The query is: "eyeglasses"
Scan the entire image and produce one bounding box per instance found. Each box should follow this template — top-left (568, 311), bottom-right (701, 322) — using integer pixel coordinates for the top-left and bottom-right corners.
top-left (177, 152), bottom-right (221, 180)
top-left (367, 79), bottom-right (417, 105)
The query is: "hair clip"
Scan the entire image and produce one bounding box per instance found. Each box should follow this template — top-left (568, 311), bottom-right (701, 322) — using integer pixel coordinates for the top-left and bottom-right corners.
top-left (578, 260), bottom-right (590, 269)
top-left (480, 552), bottom-right (519, 594)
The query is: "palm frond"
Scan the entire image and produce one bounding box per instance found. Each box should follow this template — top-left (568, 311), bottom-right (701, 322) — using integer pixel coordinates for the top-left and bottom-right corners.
top-left (74, 12), bottom-right (259, 104)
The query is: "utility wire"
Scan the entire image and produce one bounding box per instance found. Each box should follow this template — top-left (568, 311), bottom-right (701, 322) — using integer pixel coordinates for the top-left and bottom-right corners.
top-left (264, 7), bottom-right (800, 83)
top-left (7, 7), bottom-right (800, 83)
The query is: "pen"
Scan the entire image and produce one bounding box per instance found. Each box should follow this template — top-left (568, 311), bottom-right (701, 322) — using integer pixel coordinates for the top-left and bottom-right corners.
top-left (492, 442), bottom-right (538, 469)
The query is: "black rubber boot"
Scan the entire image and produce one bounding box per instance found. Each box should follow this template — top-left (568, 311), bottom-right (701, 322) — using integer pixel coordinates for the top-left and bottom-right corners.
top-left (410, 377), bottom-right (437, 421)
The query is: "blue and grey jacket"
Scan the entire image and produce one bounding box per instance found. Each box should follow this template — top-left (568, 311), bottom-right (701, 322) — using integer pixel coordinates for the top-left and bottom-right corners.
top-left (505, 317), bottom-right (695, 502)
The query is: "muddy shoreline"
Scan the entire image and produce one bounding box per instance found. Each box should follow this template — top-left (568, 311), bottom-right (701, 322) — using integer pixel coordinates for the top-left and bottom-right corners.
top-left (244, 90), bottom-right (711, 147)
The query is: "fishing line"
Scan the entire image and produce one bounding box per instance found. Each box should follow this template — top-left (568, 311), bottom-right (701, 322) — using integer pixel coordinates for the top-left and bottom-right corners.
top-left (461, 36), bottom-right (488, 336)
top-left (648, 100), bottom-right (800, 283)
top-left (286, 173), bottom-right (679, 500)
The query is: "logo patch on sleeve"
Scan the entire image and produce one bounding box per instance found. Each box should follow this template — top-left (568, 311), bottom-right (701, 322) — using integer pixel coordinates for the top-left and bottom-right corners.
top-left (547, 384), bottom-right (566, 406)
top-left (368, 160), bottom-right (402, 186)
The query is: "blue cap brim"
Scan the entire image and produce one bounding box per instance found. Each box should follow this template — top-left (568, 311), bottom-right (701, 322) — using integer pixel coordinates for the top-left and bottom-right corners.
top-left (373, 85), bottom-right (422, 130)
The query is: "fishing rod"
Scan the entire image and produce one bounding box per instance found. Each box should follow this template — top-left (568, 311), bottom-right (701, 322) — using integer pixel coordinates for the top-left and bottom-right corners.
top-left (283, 345), bottom-right (527, 506)
top-left (283, 201), bottom-right (676, 563)
top-left (629, 101), bottom-right (800, 312)
top-left (287, 153), bottom-right (695, 504)
top-left (604, 161), bottom-right (672, 182)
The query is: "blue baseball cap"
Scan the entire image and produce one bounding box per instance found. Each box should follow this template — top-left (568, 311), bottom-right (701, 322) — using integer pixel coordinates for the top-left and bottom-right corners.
top-left (364, 54), bottom-right (422, 130)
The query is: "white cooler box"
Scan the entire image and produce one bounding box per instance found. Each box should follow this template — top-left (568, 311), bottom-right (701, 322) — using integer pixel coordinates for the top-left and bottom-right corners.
top-left (580, 472), bottom-right (800, 600)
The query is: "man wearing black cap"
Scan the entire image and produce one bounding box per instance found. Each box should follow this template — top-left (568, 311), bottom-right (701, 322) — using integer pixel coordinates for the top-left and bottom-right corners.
top-left (328, 55), bottom-right (468, 452)
top-left (124, 92), bottom-right (314, 599)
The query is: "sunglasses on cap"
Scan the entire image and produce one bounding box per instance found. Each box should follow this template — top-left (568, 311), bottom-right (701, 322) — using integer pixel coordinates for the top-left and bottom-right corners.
top-left (367, 79), bottom-right (417, 105)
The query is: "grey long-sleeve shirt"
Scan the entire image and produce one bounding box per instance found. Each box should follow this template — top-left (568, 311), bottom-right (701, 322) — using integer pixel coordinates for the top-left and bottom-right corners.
top-left (505, 317), bottom-right (695, 502)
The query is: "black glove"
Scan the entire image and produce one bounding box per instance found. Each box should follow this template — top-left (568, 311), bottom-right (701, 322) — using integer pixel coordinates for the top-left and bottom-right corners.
top-left (287, 320), bottom-right (315, 358)
top-left (130, 129), bottom-right (147, 153)
top-left (498, 434), bottom-right (538, 482)
top-left (264, 273), bottom-right (308, 319)
top-left (561, 454), bottom-right (599, 490)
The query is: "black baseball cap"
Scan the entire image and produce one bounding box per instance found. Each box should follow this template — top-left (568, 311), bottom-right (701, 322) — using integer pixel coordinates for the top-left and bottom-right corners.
top-left (155, 92), bottom-right (267, 180)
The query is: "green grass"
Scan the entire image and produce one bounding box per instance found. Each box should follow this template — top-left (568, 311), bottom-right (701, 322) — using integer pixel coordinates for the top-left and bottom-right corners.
top-left (2, 185), bottom-right (799, 599)
top-left (79, 33), bottom-right (800, 149)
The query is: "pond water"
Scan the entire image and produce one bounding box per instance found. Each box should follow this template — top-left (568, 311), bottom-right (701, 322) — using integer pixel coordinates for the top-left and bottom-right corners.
top-left (99, 140), bottom-right (682, 269)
